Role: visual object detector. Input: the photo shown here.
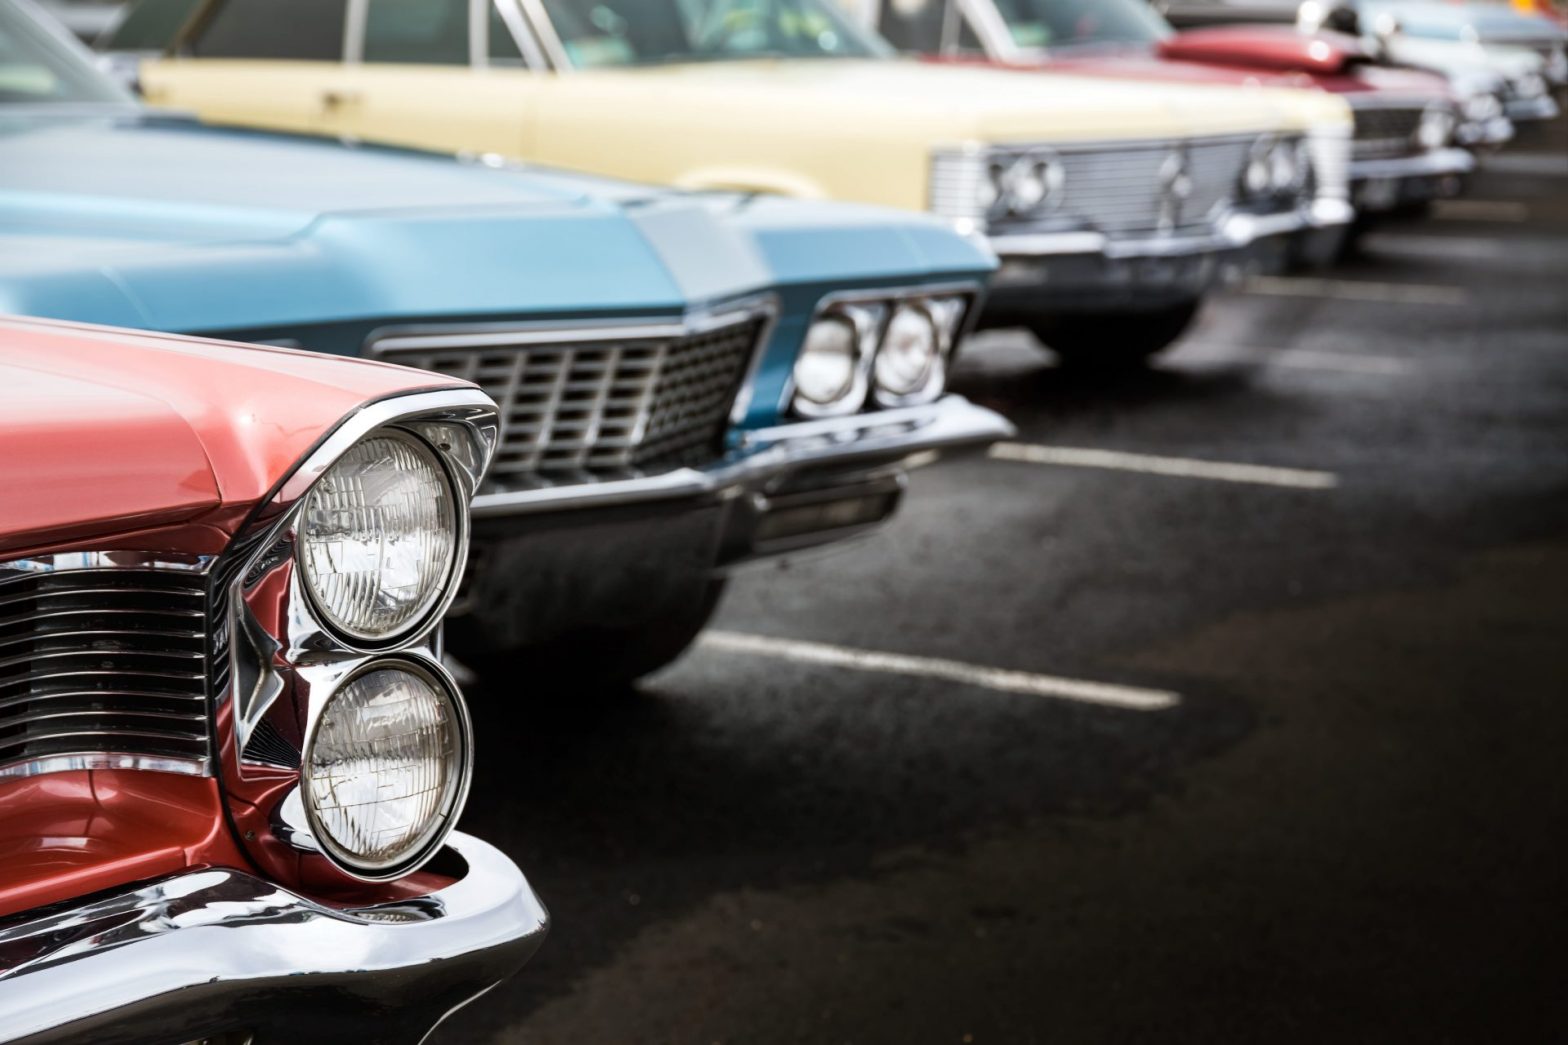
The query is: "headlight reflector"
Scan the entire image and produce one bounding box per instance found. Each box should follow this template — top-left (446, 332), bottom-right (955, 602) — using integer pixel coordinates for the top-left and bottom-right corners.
top-left (875, 304), bottom-right (941, 401)
top-left (793, 314), bottom-right (865, 415)
top-left (303, 662), bottom-right (468, 877)
top-left (299, 432), bottom-right (457, 643)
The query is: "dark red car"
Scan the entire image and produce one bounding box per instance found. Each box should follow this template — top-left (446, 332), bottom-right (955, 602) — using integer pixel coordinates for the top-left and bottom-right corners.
top-left (0, 316), bottom-right (545, 1044)
top-left (862, 0), bottom-right (1507, 218)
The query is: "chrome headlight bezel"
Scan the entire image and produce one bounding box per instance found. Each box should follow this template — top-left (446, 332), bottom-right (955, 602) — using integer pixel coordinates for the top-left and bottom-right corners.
top-left (213, 388), bottom-right (498, 892)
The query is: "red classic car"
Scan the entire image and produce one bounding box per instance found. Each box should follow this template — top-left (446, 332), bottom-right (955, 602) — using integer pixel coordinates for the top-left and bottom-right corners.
top-left (861, 0), bottom-right (1504, 219)
top-left (0, 316), bottom-right (545, 1044)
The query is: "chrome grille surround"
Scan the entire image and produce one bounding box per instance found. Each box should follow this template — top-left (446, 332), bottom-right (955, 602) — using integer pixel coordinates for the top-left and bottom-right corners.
top-left (365, 302), bottom-right (775, 494)
top-left (1349, 101), bottom-right (1427, 161)
top-left (930, 133), bottom-right (1299, 239)
top-left (0, 554), bottom-right (215, 780)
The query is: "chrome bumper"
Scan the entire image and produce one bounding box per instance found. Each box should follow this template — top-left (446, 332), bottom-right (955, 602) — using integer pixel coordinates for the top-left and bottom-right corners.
top-left (986, 198), bottom-right (1350, 262)
top-left (0, 833), bottom-right (547, 1045)
top-left (1349, 148), bottom-right (1475, 212)
top-left (472, 395), bottom-right (1013, 519)
top-left (1350, 147), bottom-right (1477, 183)
top-left (1505, 95), bottom-right (1561, 122)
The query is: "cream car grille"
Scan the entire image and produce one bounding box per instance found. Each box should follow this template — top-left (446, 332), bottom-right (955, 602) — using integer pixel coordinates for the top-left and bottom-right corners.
top-left (931, 135), bottom-right (1262, 237)
top-left (0, 568), bottom-right (212, 778)
top-left (369, 312), bottom-right (767, 491)
top-left (1351, 104), bottom-right (1426, 161)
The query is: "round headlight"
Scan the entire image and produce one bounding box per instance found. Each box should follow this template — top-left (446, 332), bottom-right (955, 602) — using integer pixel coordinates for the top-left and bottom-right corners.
top-left (793, 315), bottom-right (862, 413)
top-left (1268, 143), bottom-right (1299, 192)
top-left (1243, 151), bottom-right (1272, 197)
top-left (1462, 91), bottom-right (1503, 123)
top-left (299, 431), bottom-right (458, 643)
top-left (875, 304), bottom-right (941, 402)
top-left (303, 661), bottom-right (469, 878)
top-left (1517, 73), bottom-right (1547, 100)
top-left (1415, 106), bottom-right (1456, 150)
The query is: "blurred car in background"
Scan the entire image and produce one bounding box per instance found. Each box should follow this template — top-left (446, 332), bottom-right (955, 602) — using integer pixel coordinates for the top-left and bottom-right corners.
top-left (853, 0), bottom-right (1491, 225)
top-left (119, 0), bottom-right (1353, 368)
top-left (1161, 0), bottom-right (1565, 119)
top-left (0, 315), bottom-right (546, 1044)
top-left (0, 0), bottom-right (1009, 687)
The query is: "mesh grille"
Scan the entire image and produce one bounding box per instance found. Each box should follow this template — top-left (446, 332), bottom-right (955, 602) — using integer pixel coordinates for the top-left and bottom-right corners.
top-left (1, 568), bottom-right (212, 776)
top-left (370, 313), bottom-right (766, 491)
top-left (932, 135), bottom-right (1262, 237)
top-left (1351, 105), bottom-right (1424, 160)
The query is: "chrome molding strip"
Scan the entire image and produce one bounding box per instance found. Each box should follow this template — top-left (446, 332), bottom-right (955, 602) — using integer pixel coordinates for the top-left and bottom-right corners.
top-left (0, 752), bottom-right (208, 782)
top-left (0, 552), bottom-right (213, 575)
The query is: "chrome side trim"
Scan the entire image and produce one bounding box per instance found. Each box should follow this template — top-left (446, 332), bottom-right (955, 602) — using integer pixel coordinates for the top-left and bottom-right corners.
top-left (470, 394), bottom-right (1013, 518)
top-left (0, 553), bottom-right (212, 575)
top-left (0, 833), bottom-right (548, 1045)
top-left (0, 753), bottom-right (207, 782)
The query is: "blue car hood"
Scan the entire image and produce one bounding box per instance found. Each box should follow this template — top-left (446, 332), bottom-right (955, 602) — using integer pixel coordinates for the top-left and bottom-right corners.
top-left (0, 112), bottom-right (993, 335)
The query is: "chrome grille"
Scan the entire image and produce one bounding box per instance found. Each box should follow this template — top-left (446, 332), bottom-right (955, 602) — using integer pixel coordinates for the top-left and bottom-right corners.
top-left (932, 135), bottom-right (1260, 237)
top-left (1351, 104), bottom-right (1424, 160)
top-left (369, 311), bottom-right (767, 491)
top-left (1, 568), bottom-right (212, 778)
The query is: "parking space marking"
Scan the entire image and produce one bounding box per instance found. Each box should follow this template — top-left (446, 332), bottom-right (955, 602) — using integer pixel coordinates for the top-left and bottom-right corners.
top-left (1360, 233), bottom-right (1507, 261)
top-left (1432, 199), bottom-right (1530, 222)
top-left (1270, 349), bottom-right (1410, 376)
top-left (1480, 153), bottom-right (1568, 178)
top-left (989, 442), bottom-right (1340, 490)
top-left (1244, 275), bottom-right (1469, 306)
top-left (699, 631), bottom-right (1181, 710)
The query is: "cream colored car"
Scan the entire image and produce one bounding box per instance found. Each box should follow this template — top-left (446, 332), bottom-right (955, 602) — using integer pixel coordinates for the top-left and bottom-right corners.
top-left (133, 0), bottom-right (1353, 365)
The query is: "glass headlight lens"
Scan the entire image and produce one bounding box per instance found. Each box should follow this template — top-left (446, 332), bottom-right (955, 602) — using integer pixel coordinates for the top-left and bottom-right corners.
top-left (794, 315), bottom-right (862, 410)
top-left (1462, 92), bottom-right (1503, 123)
top-left (1244, 152), bottom-right (1272, 197)
top-left (304, 663), bottom-right (468, 877)
top-left (875, 304), bottom-right (941, 400)
top-left (299, 432), bottom-right (457, 642)
top-left (1268, 143), bottom-right (1299, 192)
top-left (1416, 106), bottom-right (1456, 150)
top-left (1517, 73), bottom-right (1547, 99)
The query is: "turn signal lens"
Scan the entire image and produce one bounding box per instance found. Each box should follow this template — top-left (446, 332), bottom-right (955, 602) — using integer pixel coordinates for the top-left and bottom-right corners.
top-left (299, 432), bottom-right (457, 643)
top-left (303, 662), bottom-right (468, 878)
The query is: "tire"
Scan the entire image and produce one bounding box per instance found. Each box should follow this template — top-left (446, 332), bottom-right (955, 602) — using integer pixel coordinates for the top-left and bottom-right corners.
top-left (446, 579), bottom-right (728, 692)
top-left (1029, 300), bottom-right (1201, 371)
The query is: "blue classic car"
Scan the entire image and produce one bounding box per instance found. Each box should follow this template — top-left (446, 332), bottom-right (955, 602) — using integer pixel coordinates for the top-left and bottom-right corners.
top-left (0, 0), bottom-right (1010, 686)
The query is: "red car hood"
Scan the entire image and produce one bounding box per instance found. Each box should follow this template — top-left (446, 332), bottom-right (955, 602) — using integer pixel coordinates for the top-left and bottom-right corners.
top-left (1158, 26), bottom-right (1369, 74)
top-left (0, 316), bottom-right (463, 557)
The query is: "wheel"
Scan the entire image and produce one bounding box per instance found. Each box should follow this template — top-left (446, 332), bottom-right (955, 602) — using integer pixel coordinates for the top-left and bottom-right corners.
top-left (1029, 300), bottom-right (1201, 371)
top-left (445, 579), bottom-right (728, 691)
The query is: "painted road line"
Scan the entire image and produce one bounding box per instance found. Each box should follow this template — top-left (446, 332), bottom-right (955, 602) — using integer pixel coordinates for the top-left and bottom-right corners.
top-left (990, 442), bottom-right (1340, 490)
top-left (1270, 349), bottom-right (1410, 376)
top-left (1479, 154), bottom-right (1568, 178)
top-left (700, 631), bottom-right (1180, 711)
top-left (1432, 199), bottom-right (1529, 222)
top-left (1360, 233), bottom-right (1507, 261)
top-left (1244, 275), bottom-right (1469, 307)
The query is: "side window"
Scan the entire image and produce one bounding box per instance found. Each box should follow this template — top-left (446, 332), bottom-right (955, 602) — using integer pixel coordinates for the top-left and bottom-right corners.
top-left (364, 0), bottom-right (470, 64)
top-left (488, 2), bottom-right (526, 64)
top-left (190, 0), bottom-right (347, 59)
top-left (877, 0), bottom-right (947, 53)
top-left (102, 0), bottom-right (204, 51)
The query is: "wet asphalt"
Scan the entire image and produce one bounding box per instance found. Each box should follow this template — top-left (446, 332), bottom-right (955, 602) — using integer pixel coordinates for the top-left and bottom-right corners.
top-left (438, 118), bottom-right (1568, 1045)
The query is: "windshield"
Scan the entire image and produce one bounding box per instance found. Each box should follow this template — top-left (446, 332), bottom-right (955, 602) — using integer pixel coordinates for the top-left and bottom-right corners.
top-left (537, 0), bottom-right (892, 67)
top-left (991, 0), bottom-right (1170, 51)
top-left (0, 0), bottom-right (130, 105)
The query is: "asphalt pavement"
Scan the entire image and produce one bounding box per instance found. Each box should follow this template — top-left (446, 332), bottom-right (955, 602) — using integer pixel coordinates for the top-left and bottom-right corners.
top-left (440, 118), bottom-right (1568, 1045)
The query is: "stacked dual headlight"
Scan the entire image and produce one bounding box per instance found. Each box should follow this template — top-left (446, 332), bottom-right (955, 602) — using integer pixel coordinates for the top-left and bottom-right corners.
top-left (1239, 137), bottom-right (1312, 203)
top-left (791, 295), bottom-right (970, 419)
top-left (223, 391), bottom-right (496, 887)
top-left (1414, 104), bottom-right (1458, 151)
top-left (294, 431), bottom-right (469, 877)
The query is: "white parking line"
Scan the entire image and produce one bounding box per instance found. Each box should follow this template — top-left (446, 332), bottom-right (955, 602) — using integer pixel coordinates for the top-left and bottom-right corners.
top-left (1270, 349), bottom-right (1410, 376)
top-left (1244, 275), bottom-right (1469, 307)
top-left (1432, 199), bottom-right (1530, 222)
top-left (989, 442), bottom-right (1340, 490)
top-left (699, 631), bottom-right (1180, 711)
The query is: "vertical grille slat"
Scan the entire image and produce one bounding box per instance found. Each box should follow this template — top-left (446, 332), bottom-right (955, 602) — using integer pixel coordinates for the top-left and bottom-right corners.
top-left (370, 313), bottom-right (767, 491)
top-left (0, 568), bottom-right (213, 777)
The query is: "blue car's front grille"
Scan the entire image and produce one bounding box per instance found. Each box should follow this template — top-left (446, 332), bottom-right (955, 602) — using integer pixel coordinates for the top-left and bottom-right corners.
top-left (367, 310), bottom-right (767, 491)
